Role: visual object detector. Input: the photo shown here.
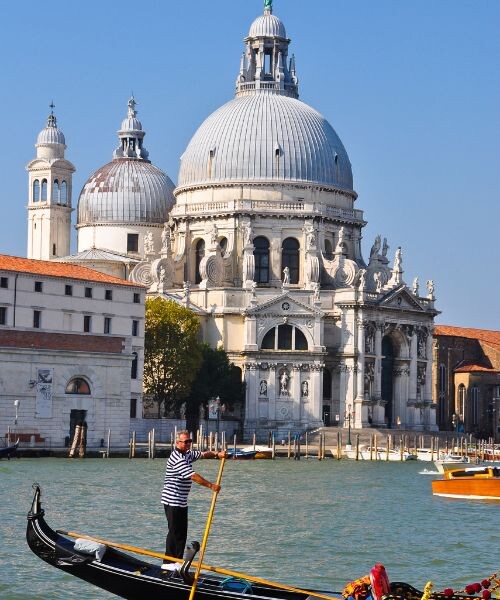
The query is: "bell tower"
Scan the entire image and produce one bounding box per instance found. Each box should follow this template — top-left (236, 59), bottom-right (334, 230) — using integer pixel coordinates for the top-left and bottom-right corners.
top-left (26, 104), bottom-right (75, 260)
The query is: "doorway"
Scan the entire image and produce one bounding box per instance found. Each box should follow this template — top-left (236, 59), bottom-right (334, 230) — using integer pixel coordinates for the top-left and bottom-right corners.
top-left (381, 337), bottom-right (395, 428)
top-left (322, 405), bottom-right (331, 427)
top-left (69, 409), bottom-right (87, 445)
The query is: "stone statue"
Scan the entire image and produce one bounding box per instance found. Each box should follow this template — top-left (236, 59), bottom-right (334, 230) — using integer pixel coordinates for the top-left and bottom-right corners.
top-left (412, 277), bottom-right (419, 295)
top-left (161, 226), bottom-right (170, 251)
top-left (358, 269), bottom-right (367, 290)
top-left (179, 402), bottom-right (186, 419)
top-left (283, 266), bottom-right (290, 285)
top-left (370, 235), bottom-right (381, 258)
top-left (159, 266), bottom-right (166, 286)
top-left (264, 0), bottom-right (273, 11)
top-left (312, 281), bottom-right (320, 301)
top-left (382, 237), bottom-right (389, 257)
top-left (280, 371), bottom-right (289, 395)
top-left (426, 279), bottom-right (435, 299)
top-left (374, 272), bottom-right (382, 292)
top-left (394, 247), bottom-right (402, 271)
top-left (301, 380), bottom-right (309, 397)
top-left (259, 380), bottom-right (267, 396)
top-left (335, 226), bottom-right (346, 253)
top-left (210, 223), bottom-right (219, 245)
top-left (305, 224), bottom-right (316, 249)
top-left (144, 231), bottom-right (154, 255)
top-left (183, 280), bottom-right (191, 298)
top-left (251, 281), bottom-right (257, 298)
top-left (242, 223), bottom-right (253, 246)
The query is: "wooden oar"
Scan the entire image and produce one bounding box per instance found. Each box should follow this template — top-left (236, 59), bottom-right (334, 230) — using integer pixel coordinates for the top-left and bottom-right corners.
top-left (188, 456), bottom-right (226, 600)
top-left (57, 529), bottom-right (340, 600)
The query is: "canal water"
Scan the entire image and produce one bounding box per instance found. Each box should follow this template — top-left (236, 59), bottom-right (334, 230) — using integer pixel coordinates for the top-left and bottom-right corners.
top-left (0, 457), bottom-right (498, 599)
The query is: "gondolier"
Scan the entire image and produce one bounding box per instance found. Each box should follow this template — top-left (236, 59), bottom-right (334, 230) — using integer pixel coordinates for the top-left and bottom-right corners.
top-left (161, 430), bottom-right (225, 570)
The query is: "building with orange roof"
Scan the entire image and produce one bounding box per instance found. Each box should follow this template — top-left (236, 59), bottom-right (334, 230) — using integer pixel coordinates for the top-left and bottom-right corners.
top-left (0, 255), bottom-right (146, 449)
top-left (433, 325), bottom-right (500, 441)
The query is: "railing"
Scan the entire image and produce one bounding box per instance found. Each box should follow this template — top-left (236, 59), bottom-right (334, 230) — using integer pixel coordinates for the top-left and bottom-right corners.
top-left (171, 198), bottom-right (364, 221)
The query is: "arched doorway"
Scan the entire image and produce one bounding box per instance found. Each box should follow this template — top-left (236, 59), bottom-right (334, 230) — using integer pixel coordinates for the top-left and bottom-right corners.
top-left (381, 337), bottom-right (395, 428)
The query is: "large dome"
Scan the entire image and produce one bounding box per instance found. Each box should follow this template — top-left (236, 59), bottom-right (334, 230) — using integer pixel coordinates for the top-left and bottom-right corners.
top-left (177, 93), bottom-right (353, 191)
top-left (78, 159), bottom-right (175, 225)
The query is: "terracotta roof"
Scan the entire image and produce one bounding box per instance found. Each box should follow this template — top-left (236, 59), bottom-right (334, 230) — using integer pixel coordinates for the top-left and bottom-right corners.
top-left (0, 254), bottom-right (144, 288)
top-left (434, 325), bottom-right (500, 351)
top-left (0, 330), bottom-right (126, 354)
top-left (454, 363), bottom-right (499, 374)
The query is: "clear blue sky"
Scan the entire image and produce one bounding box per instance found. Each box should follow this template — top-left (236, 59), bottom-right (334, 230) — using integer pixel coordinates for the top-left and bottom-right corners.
top-left (1, 0), bottom-right (499, 329)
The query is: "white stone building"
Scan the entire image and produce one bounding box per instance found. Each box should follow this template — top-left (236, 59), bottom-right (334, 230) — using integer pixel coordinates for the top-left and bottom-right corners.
top-left (0, 255), bottom-right (145, 448)
top-left (129, 4), bottom-right (439, 437)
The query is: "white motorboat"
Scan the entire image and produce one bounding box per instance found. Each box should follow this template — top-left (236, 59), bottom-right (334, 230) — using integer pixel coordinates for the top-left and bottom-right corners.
top-left (342, 445), bottom-right (416, 461)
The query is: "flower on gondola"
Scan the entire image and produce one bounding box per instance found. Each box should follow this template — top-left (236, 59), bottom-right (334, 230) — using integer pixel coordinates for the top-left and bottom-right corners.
top-left (481, 590), bottom-right (491, 600)
top-left (481, 580), bottom-right (491, 589)
top-left (443, 589), bottom-right (454, 596)
top-left (465, 583), bottom-right (482, 595)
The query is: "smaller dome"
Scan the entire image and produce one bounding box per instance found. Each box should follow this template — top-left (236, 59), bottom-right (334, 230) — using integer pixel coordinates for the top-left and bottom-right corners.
top-left (249, 13), bottom-right (286, 38)
top-left (37, 113), bottom-right (65, 145)
top-left (78, 159), bottom-right (175, 226)
top-left (120, 116), bottom-right (143, 132)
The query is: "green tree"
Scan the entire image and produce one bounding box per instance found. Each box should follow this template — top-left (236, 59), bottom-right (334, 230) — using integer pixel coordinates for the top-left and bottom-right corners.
top-left (144, 297), bottom-right (202, 418)
top-left (186, 344), bottom-right (245, 431)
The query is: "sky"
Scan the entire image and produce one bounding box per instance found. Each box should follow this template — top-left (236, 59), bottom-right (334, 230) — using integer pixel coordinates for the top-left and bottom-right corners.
top-left (1, 0), bottom-right (499, 329)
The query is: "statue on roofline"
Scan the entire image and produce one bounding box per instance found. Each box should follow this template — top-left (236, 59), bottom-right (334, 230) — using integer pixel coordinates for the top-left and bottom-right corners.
top-left (264, 0), bottom-right (273, 12)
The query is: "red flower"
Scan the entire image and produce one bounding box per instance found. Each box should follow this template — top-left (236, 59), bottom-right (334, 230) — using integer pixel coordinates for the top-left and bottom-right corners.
top-left (481, 580), bottom-right (491, 590)
top-left (443, 589), bottom-right (454, 597)
top-left (465, 585), bottom-right (476, 595)
top-left (482, 590), bottom-right (491, 600)
top-left (474, 583), bottom-right (483, 594)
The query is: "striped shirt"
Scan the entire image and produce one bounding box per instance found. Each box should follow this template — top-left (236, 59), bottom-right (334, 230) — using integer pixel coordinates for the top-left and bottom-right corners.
top-left (161, 448), bottom-right (202, 507)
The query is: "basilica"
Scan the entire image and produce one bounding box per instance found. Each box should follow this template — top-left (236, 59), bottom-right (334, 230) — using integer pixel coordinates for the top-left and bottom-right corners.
top-left (26, 1), bottom-right (438, 437)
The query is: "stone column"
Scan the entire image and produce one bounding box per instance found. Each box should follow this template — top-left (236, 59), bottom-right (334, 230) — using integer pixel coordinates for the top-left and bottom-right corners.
top-left (244, 363), bottom-right (258, 423)
top-left (292, 364), bottom-right (301, 421)
top-left (355, 317), bottom-right (365, 402)
top-left (374, 324), bottom-right (383, 399)
top-left (268, 364), bottom-right (277, 422)
top-left (409, 329), bottom-right (418, 402)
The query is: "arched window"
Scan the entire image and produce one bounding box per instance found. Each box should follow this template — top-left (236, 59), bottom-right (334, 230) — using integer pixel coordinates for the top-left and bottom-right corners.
top-left (260, 325), bottom-right (309, 351)
top-left (282, 237), bottom-right (300, 284)
top-left (41, 179), bottom-right (48, 201)
top-left (254, 236), bottom-right (270, 284)
top-left (195, 239), bottom-right (205, 284)
top-left (219, 237), bottom-right (228, 256)
top-left (52, 179), bottom-right (59, 203)
top-left (65, 378), bottom-right (91, 394)
top-left (60, 181), bottom-right (67, 205)
top-left (33, 180), bottom-right (40, 202)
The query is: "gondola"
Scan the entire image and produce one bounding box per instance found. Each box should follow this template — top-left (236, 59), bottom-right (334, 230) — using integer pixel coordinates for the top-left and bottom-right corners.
top-left (27, 485), bottom-right (480, 600)
top-left (0, 438), bottom-right (19, 459)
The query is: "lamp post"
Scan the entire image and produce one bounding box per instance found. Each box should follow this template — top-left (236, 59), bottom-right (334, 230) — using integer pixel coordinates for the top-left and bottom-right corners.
top-left (215, 396), bottom-right (221, 441)
top-left (345, 409), bottom-right (352, 448)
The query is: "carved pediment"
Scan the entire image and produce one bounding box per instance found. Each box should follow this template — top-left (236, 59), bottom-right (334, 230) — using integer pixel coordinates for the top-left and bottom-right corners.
top-left (246, 293), bottom-right (323, 318)
top-left (378, 286), bottom-right (426, 311)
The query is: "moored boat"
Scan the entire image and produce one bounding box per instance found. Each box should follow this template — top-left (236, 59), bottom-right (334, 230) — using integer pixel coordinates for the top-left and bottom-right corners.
top-left (226, 448), bottom-right (257, 460)
top-left (431, 466), bottom-right (500, 500)
top-left (0, 439), bottom-right (19, 459)
top-left (241, 445), bottom-right (273, 459)
top-left (343, 446), bottom-right (416, 461)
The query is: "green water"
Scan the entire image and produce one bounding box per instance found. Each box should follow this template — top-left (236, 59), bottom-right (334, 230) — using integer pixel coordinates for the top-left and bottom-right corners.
top-left (0, 457), bottom-right (498, 599)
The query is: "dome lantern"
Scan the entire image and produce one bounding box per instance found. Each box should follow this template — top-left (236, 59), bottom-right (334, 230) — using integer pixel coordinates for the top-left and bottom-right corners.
top-left (113, 96), bottom-right (149, 161)
top-left (35, 102), bottom-right (66, 157)
top-left (237, 0), bottom-right (298, 99)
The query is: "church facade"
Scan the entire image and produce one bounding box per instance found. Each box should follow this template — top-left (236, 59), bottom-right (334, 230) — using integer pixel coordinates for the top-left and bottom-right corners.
top-left (27, 2), bottom-right (439, 438)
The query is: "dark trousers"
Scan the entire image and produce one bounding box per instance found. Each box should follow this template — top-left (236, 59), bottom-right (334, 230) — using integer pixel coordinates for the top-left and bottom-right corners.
top-left (164, 504), bottom-right (188, 562)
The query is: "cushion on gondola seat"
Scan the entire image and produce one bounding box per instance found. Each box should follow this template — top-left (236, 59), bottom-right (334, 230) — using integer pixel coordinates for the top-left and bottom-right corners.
top-left (220, 577), bottom-right (253, 593)
top-left (74, 538), bottom-right (107, 561)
